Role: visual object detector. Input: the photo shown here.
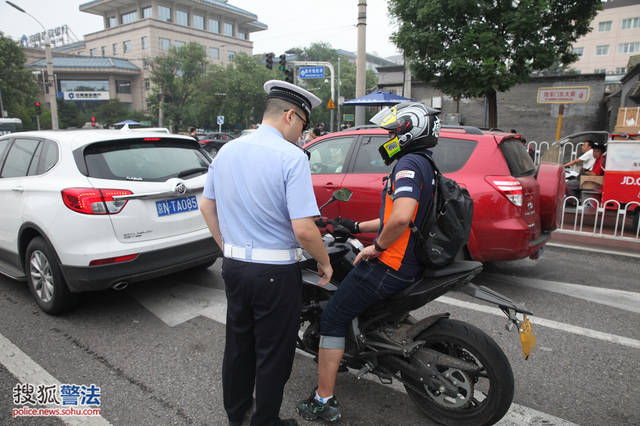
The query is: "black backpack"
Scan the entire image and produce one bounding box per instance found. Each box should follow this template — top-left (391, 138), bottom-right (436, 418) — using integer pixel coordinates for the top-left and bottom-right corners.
top-left (388, 152), bottom-right (474, 268)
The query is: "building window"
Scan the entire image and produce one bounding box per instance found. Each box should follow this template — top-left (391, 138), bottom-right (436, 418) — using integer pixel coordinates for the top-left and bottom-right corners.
top-left (594, 68), bottom-right (606, 74)
top-left (144, 79), bottom-right (150, 91)
top-left (142, 6), bottom-right (152, 19)
top-left (158, 6), bottom-right (171, 22)
top-left (598, 21), bottom-right (612, 32)
top-left (116, 80), bottom-right (131, 94)
top-left (141, 36), bottom-right (148, 50)
top-left (616, 67), bottom-right (627, 74)
top-left (108, 16), bottom-right (117, 28)
top-left (89, 48), bottom-right (97, 56)
top-left (159, 37), bottom-right (170, 51)
top-left (193, 15), bottom-right (204, 30)
top-left (619, 42), bottom-right (640, 54)
top-left (622, 17), bottom-right (640, 30)
top-left (121, 11), bottom-right (137, 25)
top-left (572, 47), bottom-right (584, 57)
top-left (176, 10), bottom-right (188, 26)
top-left (101, 46), bottom-right (106, 56)
top-left (123, 40), bottom-right (132, 53)
top-left (595, 45), bottom-right (609, 56)
top-left (223, 22), bottom-right (233, 37)
top-left (112, 43), bottom-right (118, 55)
top-left (209, 19), bottom-right (219, 33)
top-left (227, 50), bottom-right (236, 61)
top-left (143, 58), bottom-right (150, 69)
top-left (237, 31), bottom-right (246, 40)
top-left (174, 40), bottom-right (186, 49)
top-left (209, 47), bottom-right (219, 59)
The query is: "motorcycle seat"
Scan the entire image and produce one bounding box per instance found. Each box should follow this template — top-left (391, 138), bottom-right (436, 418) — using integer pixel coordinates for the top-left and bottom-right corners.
top-left (421, 261), bottom-right (483, 278)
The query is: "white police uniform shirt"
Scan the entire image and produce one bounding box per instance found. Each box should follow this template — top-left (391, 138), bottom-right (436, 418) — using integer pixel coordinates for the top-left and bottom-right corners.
top-left (203, 124), bottom-right (320, 264)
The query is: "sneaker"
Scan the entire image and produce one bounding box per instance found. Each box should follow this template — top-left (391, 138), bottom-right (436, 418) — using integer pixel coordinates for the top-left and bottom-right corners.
top-left (296, 391), bottom-right (342, 422)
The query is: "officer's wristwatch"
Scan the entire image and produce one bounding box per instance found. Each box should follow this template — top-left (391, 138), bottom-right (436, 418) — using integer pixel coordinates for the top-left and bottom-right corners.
top-left (373, 238), bottom-right (387, 252)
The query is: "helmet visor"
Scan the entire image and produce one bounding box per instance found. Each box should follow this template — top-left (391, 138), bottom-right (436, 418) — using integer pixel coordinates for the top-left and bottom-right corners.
top-left (370, 106), bottom-right (398, 129)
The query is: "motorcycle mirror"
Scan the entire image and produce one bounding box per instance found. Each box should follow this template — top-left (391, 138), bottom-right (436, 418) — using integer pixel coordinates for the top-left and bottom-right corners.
top-left (333, 188), bottom-right (352, 202)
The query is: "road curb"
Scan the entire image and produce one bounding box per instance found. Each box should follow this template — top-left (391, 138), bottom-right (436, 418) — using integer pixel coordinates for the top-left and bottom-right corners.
top-left (546, 242), bottom-right (640, 259)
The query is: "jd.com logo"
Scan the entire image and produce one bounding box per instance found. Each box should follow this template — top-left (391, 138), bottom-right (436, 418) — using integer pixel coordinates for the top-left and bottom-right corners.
top-left (620, 176), bottom-right (640, 186)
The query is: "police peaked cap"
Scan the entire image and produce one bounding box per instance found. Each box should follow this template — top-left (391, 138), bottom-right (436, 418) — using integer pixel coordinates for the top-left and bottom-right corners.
top-left (264, 80), bottom-right (322, 121)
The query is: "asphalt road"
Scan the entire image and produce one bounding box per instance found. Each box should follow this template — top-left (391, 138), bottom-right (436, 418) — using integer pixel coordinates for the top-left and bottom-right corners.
top-left (0, 244), bottom-right (638, 425)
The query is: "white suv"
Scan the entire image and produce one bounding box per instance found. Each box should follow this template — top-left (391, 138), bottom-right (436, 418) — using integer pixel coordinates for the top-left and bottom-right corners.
top-left (0, 130), bottom-right (220, 314)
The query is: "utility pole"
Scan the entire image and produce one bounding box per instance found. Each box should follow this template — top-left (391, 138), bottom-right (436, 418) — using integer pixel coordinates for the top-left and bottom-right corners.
top-left (7, 1), bottom-right (59, 129)
top-left (337, 57), bottom-right (341, 130)
top-left (355, 0), bottom-right (367, 126)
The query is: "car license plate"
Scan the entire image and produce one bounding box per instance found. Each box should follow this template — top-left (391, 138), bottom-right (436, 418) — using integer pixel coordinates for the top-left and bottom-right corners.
top-left (518, 316), bottom-right (536, 360)
top-left (156, 195), bottom-right (198, 217)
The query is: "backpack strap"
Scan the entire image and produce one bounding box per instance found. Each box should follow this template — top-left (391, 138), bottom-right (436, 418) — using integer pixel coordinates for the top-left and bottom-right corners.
top-left (407, 151), bottom-right (440, 233)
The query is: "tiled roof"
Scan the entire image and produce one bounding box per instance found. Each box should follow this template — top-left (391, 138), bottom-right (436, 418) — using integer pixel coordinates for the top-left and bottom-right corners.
top-left (28, 56), bottom-right (139, 71)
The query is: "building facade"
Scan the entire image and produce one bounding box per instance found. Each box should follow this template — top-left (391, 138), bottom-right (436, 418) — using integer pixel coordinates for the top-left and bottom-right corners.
top-left (26, 0), bottom-right (265, 113)
top-left (571, 0), bottom-right (640, 75)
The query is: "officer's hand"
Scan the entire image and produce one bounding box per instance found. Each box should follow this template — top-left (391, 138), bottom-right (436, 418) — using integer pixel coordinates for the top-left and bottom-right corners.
top-left (334, 217), bottom-right (359, 234)
top-left (317, 261), bottom-right (333, 286)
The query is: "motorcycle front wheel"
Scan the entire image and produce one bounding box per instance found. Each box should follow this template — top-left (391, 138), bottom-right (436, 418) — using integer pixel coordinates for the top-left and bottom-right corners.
top-left (402, 319), bottom-right (514, 426)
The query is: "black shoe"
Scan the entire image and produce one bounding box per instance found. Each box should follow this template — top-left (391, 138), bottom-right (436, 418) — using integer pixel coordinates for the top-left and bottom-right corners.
top-left (296, 391), bottom-right (342, 422)
top-left (277, 419), bottom-right (299, 426)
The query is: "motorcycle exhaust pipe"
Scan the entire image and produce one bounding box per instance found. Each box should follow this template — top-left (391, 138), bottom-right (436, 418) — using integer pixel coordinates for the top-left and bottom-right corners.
top-left (111, 281), bottom-right (129, 291)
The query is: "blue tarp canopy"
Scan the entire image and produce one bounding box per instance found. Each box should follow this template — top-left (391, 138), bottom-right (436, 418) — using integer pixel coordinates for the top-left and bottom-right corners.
top-left (115, 120), bottom-right (141, 126)
top-left (343, 90), bottom-right (414, 106)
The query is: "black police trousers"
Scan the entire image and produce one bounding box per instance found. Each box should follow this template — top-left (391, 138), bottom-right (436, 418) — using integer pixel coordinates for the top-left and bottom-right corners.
top-left (222, 258), bottom-right (302, 426)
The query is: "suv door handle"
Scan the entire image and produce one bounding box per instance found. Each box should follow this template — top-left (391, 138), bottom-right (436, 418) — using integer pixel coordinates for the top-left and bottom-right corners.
top-left (11, 186), bottom-right (24, 193)
top-left (323, 183), bottom-right (337, 189)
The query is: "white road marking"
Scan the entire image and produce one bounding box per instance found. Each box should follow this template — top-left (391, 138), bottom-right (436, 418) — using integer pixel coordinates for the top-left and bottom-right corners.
top-left (437, 296), bottom-right (640, 350)
top-left (0, 332), bottom-right (111, 426)
top-left (547, 241), bottom-right (640, 259)
top-left (481, 273), bottom-right (640, 314)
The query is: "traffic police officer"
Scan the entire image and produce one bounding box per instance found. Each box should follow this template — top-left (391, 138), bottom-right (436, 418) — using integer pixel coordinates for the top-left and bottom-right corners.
top-left (200, 80), bottom-right (333, 426)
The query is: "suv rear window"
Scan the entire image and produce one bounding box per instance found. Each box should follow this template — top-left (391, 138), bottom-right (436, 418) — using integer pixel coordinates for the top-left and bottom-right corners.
top-left (80, 138), bottom-right (210, 181)
top-left (499, 139), bottom-right (536, 177)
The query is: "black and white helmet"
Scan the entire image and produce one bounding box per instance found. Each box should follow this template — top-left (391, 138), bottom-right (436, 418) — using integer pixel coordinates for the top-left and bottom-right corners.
top-left (370, 102), bottom-right (440, 165)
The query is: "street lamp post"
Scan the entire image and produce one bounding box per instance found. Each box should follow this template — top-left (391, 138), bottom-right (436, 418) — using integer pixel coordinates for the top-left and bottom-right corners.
top-left (7, 1), bottom-right (59, 129)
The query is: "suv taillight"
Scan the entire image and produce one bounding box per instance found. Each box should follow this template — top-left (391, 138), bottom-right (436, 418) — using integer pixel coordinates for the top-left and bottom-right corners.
top-left (61, 188), bottom-right (133, 215)
top-left (485, 176), bottom-right (523, 207)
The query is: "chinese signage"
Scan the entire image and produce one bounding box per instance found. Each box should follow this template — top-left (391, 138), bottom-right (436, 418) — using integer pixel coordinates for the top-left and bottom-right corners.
top-left (63, 91), bottom-right (110, 101)
top-left (299, 66), bottom-right (325, 79)
top-left (24, 25), bottom-right (72, 48)
top-left (537, 86), bottom-right (590, 104)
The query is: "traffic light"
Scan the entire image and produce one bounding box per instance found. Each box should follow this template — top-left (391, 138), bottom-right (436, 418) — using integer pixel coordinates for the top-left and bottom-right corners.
top-left (265, 53), bottom-right (273, 69)
top-left (278, 54), bottom-right (287, 71)
top-left (91, 116), bottom-right (96, 127)
top-left (284, 69), bottom-right (294, 83)
top-left (34, 101), bottom-right (41, 116)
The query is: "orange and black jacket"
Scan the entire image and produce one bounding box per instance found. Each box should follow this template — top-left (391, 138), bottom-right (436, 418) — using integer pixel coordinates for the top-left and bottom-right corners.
top-left (377, 150), bottom-right (434, 278)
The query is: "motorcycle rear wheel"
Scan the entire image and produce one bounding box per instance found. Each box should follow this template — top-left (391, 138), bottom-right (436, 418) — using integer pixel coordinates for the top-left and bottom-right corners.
top-left (402, 319), bottom-right (514, 426)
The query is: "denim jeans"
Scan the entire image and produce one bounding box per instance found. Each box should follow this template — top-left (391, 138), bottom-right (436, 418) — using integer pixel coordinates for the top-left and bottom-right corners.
top-left (319, 259), bottom-right (417, 350)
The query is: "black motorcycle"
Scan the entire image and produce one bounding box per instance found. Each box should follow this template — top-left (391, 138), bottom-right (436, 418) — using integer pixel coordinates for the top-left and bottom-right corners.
top-left (297, 189), bottom-right (536, 426)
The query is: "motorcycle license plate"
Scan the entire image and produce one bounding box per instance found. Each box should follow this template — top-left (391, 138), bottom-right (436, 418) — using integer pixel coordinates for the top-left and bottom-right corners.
top-left (518, 317), bottom-right (536, 360)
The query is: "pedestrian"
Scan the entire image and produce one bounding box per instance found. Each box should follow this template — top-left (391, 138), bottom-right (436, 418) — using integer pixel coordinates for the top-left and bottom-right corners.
top-left (296, 102), bottom-right (440, 423)
top-left (200, 80), bottom-right (333, 426)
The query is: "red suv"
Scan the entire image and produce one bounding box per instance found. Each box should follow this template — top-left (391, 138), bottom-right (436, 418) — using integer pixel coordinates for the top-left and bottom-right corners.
top-left (304, 126), bottom-right (564, 262)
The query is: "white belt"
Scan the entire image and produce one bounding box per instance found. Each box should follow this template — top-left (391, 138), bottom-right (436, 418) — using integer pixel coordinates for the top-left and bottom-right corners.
top-left (223, 244), bottom-right (303, 262)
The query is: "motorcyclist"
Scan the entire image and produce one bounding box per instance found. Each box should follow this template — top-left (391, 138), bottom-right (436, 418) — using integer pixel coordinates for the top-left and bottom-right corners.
top-left (296, 102), bottom-right (440, 423)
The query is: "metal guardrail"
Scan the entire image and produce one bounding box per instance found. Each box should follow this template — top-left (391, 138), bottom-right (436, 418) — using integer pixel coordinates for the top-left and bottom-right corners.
top-left (560, 197), bottom-right (640, 241)
top-left (527, 140), bottom-right (640, 243)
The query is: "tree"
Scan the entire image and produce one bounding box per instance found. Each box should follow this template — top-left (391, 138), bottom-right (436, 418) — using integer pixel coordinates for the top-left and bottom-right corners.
top-left (295, 43), bottom-right (378, 128)
top-left (193, 53), bottom-right (280, 131)
top-left (389, 0), bottom-right (602, 127)
top-left (148, 42), bottom-right (207, 131)
top-left (0, 33), bottom-right (39, 124)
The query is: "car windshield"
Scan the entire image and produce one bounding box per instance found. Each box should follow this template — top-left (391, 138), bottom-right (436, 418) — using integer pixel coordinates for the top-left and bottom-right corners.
top-left (80, 138), bottom-right (210, 181)
top-left (500, 139), bottom-right (536, 177)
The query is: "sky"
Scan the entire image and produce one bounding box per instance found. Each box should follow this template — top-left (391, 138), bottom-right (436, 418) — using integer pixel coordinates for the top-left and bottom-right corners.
top-left (0, 0), bottom-right (402, 59)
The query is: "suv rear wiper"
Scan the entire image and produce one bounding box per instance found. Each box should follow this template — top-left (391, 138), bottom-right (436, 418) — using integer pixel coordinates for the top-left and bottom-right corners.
top-left (178, 167), bottom-right (208, 178)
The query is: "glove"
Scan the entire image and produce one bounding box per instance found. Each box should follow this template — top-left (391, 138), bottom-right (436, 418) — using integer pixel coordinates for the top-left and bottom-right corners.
top-left (334, 217), bottom-right (359, 234)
